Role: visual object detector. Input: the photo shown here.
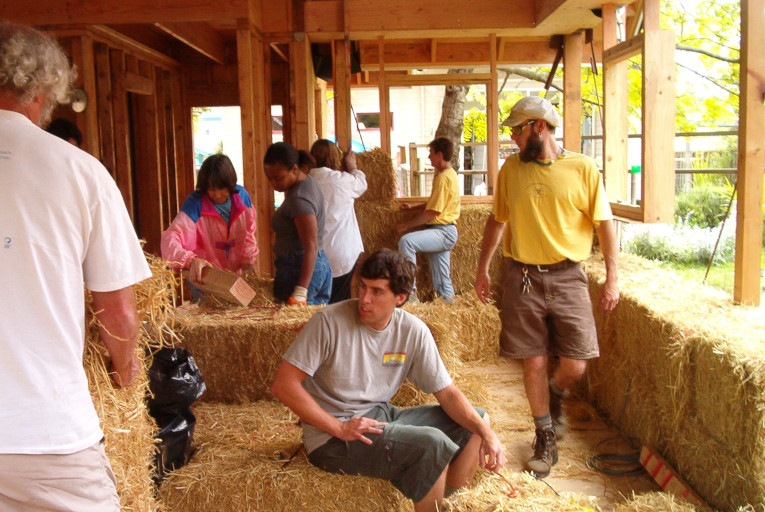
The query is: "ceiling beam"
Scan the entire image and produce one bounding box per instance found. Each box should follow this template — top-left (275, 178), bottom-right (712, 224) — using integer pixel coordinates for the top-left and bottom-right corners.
top-left (154, 22), bottom-right (226, 64)
top-left (0, 0), bottom-right (250, 26)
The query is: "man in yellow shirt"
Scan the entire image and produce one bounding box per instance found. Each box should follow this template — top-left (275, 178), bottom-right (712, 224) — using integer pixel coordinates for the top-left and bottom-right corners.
top-left (474, 96), bottom-right (619, 478)
top-left (396, 137), bottom-right (461, 302)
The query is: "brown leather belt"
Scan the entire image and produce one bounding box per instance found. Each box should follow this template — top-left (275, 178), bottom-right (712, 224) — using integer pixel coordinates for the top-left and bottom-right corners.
top-left (509, 258), bottom-right (577, 272)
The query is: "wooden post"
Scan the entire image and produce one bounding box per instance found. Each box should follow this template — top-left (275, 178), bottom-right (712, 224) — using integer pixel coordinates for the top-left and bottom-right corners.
top-left (315, 78), bottom-right (327, 139)
top-left (378, 36), bottom-right (391, 157)
top-left (70, 35), bottom-right (100, 159)
top-left (409, 142), bottom-right (419, 196)
top-left (487, 34), bottom-right (499, 195)
top-left (602, 4), bottom-right (629, 203)
top-left (563, 32), bottom-right (583, 153)
top-left (109, 49), bottom-right (134, 219)
top-left (290, 34), bottom-right (316, 149)
top-left (333, 39), bottom-right (352, 152)
top-left (94, 43), bottom-right (116, 176)
top-left (734, 0), bottom-right (764, 306)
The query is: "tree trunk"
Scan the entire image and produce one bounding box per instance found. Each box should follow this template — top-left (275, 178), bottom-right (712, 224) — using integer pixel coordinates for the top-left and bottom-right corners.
top-left (435, 69), bottom-right (472, 171)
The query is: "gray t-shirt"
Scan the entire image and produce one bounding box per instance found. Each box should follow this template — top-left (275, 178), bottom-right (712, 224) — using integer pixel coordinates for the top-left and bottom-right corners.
top-left (271, 176), bottom-right (325, 256)
top-left (283, 299), bottom-right (453, 453)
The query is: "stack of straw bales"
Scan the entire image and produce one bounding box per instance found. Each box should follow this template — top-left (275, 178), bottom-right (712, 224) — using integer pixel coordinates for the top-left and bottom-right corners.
top-left (84, 254), bottom-right (177, 512)
top-left (584, 253), bottom-right (765, 510)
top-left (354, 148), bottom-right (504, 301)
top-left (172, 294), bottom-right (500, 404)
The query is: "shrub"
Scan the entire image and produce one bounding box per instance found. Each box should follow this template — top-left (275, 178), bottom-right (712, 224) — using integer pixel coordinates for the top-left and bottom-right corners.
top-left (675, 184), bottom-right (733, 228)
top-left (622, 217), bottom-right (736, 266)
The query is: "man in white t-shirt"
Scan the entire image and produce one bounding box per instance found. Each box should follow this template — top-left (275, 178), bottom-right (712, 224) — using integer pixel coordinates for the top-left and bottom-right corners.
top-left (0, 22), bottom-right (151, 511)
top-left (271, 249), bottom-right (506, 512)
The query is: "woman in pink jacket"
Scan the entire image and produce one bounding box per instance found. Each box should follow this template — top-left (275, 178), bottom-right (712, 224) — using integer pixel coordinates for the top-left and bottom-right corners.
top-left (161, 154), bottom-right (258, 301)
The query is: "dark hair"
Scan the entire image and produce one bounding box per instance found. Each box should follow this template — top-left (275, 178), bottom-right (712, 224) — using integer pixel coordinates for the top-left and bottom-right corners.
top-left (264, 141), bottom-right (300, 169)
top-left (196, 154), bottom-right (237, 194)
top-left (359, 249), bottom-right (416, 296)
top-left (310, 139), bottom-right (341, 170)
top-left (428, 137), bottom-right (454, 162)
top-left (46, 117), bottom-right (82, 146)
top-left (298, 149), bottom-right (316, 172)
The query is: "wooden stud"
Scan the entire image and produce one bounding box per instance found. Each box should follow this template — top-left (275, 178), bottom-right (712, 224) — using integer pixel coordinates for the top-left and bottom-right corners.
top-left (94, 43), bottom-right (116, 177)
top-left (170, 71), bottom-right (194, 199)
top-left (378, 36), bottom-right (390, 157)
top-left (109, 49), bottom-right (134, 219)
top-left (563, 31), bottom-right (583, 152)
top-left (154, 22), bottom-right (226, 64)
top-left (289, 35), bottom-right (315, 149)
top-left (487, 34), bottom-right (499, 195)
top-left (70, 35), bottom-right (100, 158)
top-left (154, 70), bottom-right (172, 230)
top-left (315, 78), bottom-right (328, 139)
top-left (333, 39), bottom-right (352, 152)
top-left (734, 0), bottom-right (765, 305)
top-left (643, 0), bottom-right (660, 32)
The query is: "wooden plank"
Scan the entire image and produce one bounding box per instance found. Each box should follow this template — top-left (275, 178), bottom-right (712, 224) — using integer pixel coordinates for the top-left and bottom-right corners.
top-left (183, 267), bottom-right (256, 306)
top-left (289, 35), bottom-right (315, 149)
top-left (94, 43), bottom-right (116, 176)
top-left (154, 22), bottom-right (226, 65)
top-left (132, 63), bottom-right (164, 254)
top-left (384, 73), bottom-right (493, 86)
top-left (378, 36), bottom-right (390, 157)
top-left (643, 0), bottom-right (660, 32)
top-left (563, 31), bottom-right (582, 152)
top-left (109, 49), bottom-right (134, 219)
top-left (305, 0), bottom-right (535, 36)
top-left (641, 30), bottom-right (675, 223)
top-left (315, 78), bottom-right (328, 139)
top-left (155, 70), bottom-right (172, 230)
top-left (603, 32), bottom-right (644, 64)
top-left (88, 25), bottom-right (180, 70)
top-left (333, 38), bottom-right (352, 152)
top-left (487, 34), bottom-right (499, 195)
top-left (734, 0), bottom-right (765, 306)
top-left (70, 35), bottom-right (100, 158)
top-left (170, 71), bottom-right (194, 200)
top-left (125, 71), bottom-right (155, 95)
top-left (2, 0), bottom-right (250, 26)
top-left (602, 4), bottom-right (629, 204)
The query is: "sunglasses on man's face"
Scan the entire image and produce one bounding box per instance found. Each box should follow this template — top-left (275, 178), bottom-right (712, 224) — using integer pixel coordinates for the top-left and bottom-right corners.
top-left (511, 119), bottom-right (536, 136)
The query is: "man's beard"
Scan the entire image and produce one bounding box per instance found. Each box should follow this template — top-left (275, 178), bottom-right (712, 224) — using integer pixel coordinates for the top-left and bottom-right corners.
top-left (519, 131), bottom-right (543, 163)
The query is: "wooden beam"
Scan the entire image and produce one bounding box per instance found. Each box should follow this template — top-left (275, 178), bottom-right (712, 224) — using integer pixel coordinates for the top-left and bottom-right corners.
top-left (2, 0), bottom-right (250, 26)
top-left (70, 35), bottom-right (100, 159)
top-left (289, 35), bottom-right (316, 150)
top-left (563, 31), bottom-right (583, 152)
top-left (603, 33), bottom-right (644, 64)
top-left (88, 25), bottom-right (180, 70)
top-left (94, 43), bottom-right (116, 177)
top-left (384, 73), bottom-right (492, 86)
top-left (154, 22), bottom-right (226, 65)
top-left (333, 39), bottom-right (352, 152)
top-left (641, 30), bottom-right (675, 223)
top-left (643, 0), bottom-right (660, 32)
top-left (734, 0), bottom-right (765, 306)
top-left (109, 49), bottom-right (134, 219)
top-left (487, 34), bottom-right (499, 195)
top-left (378, 36), bottom-right (390, 157)
top-left (305, 0), bottom-right (535, 38)
top-left (602, 4), bottom-right (629, 204)
top-left (125, 71), bottom-right (155, 95)
top-left (315, 78), bottom-right (328, 139)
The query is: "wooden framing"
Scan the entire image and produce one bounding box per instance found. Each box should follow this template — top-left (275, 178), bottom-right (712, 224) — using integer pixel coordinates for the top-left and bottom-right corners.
top-left (377, 36), bottom-right (390, 156)
top-left (734, 0), bottom-right (764, 306)
top-left (333, 39), bottom-right (352, 151)
top-left (289, 35), bottom-right (316, 149)
top-left (487, 34), bottom-right (499, 194)
top-left (563, 31), bottom-right (583, 152)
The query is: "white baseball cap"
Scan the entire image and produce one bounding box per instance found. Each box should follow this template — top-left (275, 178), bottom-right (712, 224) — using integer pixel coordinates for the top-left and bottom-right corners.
top-left (501, 95), bottom-right (562, 128)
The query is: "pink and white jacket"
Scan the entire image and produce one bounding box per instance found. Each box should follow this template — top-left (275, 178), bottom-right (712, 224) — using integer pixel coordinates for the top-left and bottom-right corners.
top-left (161, 185), bottom-right (258, 272)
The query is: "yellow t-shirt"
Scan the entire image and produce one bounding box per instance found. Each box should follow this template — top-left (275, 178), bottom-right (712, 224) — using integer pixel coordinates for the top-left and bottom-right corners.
top-left (425, 167), bottom-right (460, 225)
top-left (493, 151), bottom-right (612, 264)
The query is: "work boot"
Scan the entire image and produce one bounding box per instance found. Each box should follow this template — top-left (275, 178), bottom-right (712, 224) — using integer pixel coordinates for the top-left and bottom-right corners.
top-left (549, 381), bottom-right (569, 440)
top-left (524, 428), bottom-right (558, 478)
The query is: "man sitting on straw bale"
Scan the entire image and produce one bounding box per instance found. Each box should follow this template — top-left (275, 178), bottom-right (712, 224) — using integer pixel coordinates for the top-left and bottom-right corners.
top-left (272, 249), bottom-right (505, 512)
top-left (0, 22), bottom-right (151, 511)
top-left (475, 95), bottom-right (619, 478)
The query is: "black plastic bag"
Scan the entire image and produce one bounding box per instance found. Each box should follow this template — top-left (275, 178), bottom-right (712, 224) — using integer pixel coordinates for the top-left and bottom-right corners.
top-left (147, 347), bottom-right (206, 411)
top-left (154, 407), bottom-right (197, 481)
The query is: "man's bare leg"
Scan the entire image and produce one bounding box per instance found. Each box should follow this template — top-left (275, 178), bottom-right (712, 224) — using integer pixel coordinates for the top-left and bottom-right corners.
top-left (414, 466), bottom-right (447, 512)
top-left (523, 355), bottom-right (550, 416)
top-left (445, 414), bottom-right (492, 489)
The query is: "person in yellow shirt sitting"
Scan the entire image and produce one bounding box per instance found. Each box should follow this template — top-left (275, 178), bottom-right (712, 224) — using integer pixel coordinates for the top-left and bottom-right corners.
top-left (396, 137), bottom-right (461, 302)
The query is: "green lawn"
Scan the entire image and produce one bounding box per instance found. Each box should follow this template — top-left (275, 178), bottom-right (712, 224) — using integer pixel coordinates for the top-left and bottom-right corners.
top-left (659, 248), bottom-right (765, 295)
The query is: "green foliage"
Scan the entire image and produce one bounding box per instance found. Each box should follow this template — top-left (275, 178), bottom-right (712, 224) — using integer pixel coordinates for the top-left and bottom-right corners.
top-left (675, 183), bottom-right (734, 228)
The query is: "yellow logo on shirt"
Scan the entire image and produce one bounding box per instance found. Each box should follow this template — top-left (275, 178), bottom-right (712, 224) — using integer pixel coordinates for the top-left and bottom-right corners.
top-left (382, 352), bottom-right (406, 367)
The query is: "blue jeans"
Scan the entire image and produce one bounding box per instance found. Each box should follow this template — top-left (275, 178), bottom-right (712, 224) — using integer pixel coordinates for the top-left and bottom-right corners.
top-left (398, 224), bottom-right (458, 300)
top-left (273, 250), bottom-right (332, 305)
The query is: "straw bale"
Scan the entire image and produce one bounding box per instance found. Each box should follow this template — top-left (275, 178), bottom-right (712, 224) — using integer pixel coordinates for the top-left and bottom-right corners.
top-left (85, 253), bottom-right (177, 512)
top-left (583, 252), bottom-right (765, 510)
top-left (356, 147), bottom-right (398, 203)
top-left (173, 294), bottom-right (500, 404)
top-left (614, 491), bottom-right (714, 512)
top-left (158, 402), bottom-right (411, 512)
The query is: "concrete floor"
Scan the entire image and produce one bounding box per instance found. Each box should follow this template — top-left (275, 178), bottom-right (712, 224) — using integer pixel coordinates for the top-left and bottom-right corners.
top-left (464, 359), bottom-right (661, 511)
